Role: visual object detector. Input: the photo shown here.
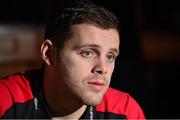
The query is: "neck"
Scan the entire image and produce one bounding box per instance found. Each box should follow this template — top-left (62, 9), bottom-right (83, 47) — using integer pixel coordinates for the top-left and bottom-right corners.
top-left (43, 68), bottom-right (86, 118)
top-left (52, 105), bottom-right (87, 120)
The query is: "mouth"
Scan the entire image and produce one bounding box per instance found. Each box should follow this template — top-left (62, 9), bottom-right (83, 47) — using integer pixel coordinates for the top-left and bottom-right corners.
top-left (87, 81), bottom-right (104, 92)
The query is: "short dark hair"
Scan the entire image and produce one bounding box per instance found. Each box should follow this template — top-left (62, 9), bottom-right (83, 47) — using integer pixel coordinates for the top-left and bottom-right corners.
top-left (45, 0), bottom-right (119, 50)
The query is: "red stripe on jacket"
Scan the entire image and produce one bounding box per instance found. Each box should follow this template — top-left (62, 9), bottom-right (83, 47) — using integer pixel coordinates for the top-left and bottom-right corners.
top-left (0, 74), bottom-right (33, 117)
top-left (96, 87), bottom-right (145, 119)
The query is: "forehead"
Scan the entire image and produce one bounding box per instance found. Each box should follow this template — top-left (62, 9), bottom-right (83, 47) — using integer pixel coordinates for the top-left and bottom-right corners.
top-left (67, 24), bottom-right (120, 50)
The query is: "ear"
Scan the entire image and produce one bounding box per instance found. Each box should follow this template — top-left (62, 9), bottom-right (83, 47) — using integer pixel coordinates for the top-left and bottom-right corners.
top-left (41, 39), bottom-right (54, 66)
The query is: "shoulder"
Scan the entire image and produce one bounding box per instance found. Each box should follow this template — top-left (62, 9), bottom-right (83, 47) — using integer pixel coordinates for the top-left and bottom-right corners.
top-left (0, 73), bottom-right (33, 117)
top-left (96, 87), bottom-right (145, 119)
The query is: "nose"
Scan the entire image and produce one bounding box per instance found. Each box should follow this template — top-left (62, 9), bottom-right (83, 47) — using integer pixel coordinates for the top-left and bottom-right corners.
top-left (91, 58), bottom-right (108, 75)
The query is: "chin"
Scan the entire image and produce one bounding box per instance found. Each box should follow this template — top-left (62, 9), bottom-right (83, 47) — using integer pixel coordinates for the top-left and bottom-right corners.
top-left (90, 100), bottom-right (103, 106)
top-left (81, 94), bottom-right (104, 106)
top-left (84, 99), bottom-right (102, 106)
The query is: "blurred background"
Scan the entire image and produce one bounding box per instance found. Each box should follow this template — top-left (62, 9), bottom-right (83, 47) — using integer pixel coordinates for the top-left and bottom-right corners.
top-left (0, 0), bottom-right (179, 118)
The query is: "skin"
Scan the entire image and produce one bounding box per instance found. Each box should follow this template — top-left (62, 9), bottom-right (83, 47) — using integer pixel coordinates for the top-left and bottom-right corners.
top-left (41, 24), bottom-right (120, 117)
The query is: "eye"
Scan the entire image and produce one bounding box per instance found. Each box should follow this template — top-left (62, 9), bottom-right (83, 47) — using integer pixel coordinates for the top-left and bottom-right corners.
top-left (80, 50), bottom-right (95, 58)
top-left (106, 54), bottom-right (115, 62)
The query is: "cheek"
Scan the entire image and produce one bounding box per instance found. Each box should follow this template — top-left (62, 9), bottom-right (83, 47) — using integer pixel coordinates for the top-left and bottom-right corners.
top-left (61, 55), bottom-right (93, 79)
top-left (106, 64), bottom-right (115, 80)
top-left (69, 64), bottom-right (92, 83)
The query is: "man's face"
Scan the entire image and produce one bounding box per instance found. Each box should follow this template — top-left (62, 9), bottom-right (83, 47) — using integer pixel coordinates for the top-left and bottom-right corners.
top-left (53, 24), bottom-right (119, 106)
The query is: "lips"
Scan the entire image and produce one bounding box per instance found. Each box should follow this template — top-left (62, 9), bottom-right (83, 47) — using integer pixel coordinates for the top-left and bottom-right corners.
top-left (87, 81), bottom-right (104, 92)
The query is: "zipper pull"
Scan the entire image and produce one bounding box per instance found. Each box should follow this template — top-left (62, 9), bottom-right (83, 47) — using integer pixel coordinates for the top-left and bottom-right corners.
top-left (34, 97), bottom-right (38, 110)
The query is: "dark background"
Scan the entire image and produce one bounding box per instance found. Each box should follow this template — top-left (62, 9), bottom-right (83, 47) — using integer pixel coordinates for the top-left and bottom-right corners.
top-left (0, 0), bottom-right (180, 118)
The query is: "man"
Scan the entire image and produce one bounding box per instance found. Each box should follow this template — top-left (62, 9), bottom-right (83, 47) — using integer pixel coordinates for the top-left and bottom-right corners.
top-left (0, 0), bottom-right (145, 119)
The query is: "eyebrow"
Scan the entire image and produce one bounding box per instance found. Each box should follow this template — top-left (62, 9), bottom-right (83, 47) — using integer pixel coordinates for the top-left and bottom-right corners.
top-left (75, 44), bottom-right (119, 55)
top-left (110, 48), bottom-right (120, 55)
